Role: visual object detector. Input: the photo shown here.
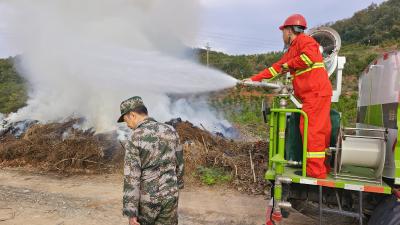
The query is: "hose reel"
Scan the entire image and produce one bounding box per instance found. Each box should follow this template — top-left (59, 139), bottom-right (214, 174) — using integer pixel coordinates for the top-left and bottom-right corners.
top-left (334, 127), bottom-right (387, 181)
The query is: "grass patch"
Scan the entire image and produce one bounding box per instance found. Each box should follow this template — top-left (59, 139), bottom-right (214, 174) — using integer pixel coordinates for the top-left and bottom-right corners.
top-left (339, 44), bottom-right (379, 77)
top-left (197, 166), bottom-right (232, 186)
top-left (331, 93), bottom-right (358, 127)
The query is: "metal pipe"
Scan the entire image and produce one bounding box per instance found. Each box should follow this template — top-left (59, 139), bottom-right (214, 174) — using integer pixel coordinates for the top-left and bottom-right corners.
top-left (322, 208), bottom-right (361, 218)
top-left (278, 201), bottom-right (292, 209)
top-left (359, 191), bottom-right (363, 225)
top-left (287, 160), bottom-right (302, 166)
top-left (343, 127), bottom-right (387, 133)
top-left (273, 178), bottom-right (283, 219)
top-left (335, 190), bottom-right (342, 211)
top-left (343, 135), bottom-right (385, 140)
top-left (329, 147), bottom-right (339, 152)
top-left (240, 80), bottom-right (282, 89)
top-left (277, 176), bottom-right (292, 184)
top-left (319, 186), bottom-right (323, 225)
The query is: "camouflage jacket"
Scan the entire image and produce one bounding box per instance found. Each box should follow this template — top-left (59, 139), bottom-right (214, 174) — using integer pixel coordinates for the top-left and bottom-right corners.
top-left (122, 117), bottom-right (184, 218)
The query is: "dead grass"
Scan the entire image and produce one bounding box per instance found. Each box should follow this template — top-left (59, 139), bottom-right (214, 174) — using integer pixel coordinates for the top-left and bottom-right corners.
top-left (0, 119), bottom-right (109, 172)
top-left (1, 119), bottom-right (269, 194)
top-left (173, 121), bottom-right (269, 194)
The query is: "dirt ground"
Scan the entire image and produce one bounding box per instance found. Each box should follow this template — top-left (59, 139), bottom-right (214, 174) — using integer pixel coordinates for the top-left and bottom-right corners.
top-left (0, 168), bottom-right (319, 225)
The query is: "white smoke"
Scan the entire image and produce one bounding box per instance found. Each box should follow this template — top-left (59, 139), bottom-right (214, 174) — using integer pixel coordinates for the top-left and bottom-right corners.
top-left (1, 0), bottom-right (237, 132)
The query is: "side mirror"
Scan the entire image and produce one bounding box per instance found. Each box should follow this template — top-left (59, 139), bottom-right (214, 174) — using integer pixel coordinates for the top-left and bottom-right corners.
top-left (262, 100), bottom-right (270, 123)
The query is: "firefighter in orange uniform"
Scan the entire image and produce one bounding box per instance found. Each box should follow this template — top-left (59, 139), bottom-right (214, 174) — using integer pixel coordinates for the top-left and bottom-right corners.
top-left (244, 14), bottom-right (332, 179)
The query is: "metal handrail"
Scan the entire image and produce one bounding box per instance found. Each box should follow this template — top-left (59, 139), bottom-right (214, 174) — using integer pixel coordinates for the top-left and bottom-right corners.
top-left (271, 108), bottom-right (309, 177)
top-left (343, 135), bottom-right (386, 140)
top-left (343, 127), bottom-right (388, 133)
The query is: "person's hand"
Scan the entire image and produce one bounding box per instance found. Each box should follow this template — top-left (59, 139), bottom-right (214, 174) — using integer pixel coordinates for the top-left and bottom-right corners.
top-left (241, 78), bottom-right (253, 83)
top-left (281, 63), bottom-right (289, 73)
top-left (129, 217), bottom-right (140, 225)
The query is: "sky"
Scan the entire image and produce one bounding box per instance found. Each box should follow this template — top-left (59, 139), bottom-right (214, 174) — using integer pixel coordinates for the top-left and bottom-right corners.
top-left (0, 0), bottom-right (387, 57)
top-left (197, 0), bottom-right (387, 54)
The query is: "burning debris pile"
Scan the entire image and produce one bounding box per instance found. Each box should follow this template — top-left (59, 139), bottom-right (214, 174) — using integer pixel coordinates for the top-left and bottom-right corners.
top-left (0, 119), bottom-right (120, 172)
top-left (0, 118), bottom-right (268, 194)
top-left (167, 118), bottom-right (269, 194)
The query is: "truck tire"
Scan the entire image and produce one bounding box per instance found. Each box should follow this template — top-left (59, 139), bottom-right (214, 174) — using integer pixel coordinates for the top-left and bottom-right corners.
top-left (368, 195), bottom-right (400, 225)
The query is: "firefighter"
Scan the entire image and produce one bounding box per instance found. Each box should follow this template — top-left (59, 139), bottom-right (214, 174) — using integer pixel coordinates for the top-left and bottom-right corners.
top-left (244, 14), bottom-right (332, 179)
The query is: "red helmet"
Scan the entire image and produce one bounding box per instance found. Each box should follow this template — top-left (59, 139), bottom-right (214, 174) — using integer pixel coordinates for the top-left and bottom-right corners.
top-left (279, 14), bottom-right (307, 30)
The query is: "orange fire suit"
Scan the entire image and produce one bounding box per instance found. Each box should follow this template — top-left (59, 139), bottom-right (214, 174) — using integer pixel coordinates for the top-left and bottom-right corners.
top-left (251, 33), bottom-right (332, 179)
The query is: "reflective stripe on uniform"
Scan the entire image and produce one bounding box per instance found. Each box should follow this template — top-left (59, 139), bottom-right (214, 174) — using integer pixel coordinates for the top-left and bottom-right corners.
top-left (300, 54), bottom-right (313, 67)
top-left (295, 62), bottom-right (325, 76)
top-left (306, 151), bottom-right (326, 159)
top-left (268, 67), bottom-right (279, 77)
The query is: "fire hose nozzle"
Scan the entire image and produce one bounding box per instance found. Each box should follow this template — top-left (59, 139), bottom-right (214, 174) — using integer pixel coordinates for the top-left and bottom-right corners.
top-left (239, 80), bottom-right (282, 89)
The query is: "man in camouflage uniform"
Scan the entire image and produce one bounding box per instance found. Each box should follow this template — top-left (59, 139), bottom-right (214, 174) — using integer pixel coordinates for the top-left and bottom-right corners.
top-left (117, 96), bottom-right (184, 225)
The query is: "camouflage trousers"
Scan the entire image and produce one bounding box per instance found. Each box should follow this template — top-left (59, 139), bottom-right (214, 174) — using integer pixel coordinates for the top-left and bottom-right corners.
top-left (137, 197), bottom-right (178, 225)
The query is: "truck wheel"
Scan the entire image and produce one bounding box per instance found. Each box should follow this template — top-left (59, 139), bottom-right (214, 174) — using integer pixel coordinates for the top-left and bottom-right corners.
top-left (368, 195), bottom-right (400, 225)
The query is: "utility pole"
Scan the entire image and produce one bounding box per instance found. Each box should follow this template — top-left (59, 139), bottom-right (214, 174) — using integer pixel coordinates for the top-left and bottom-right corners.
top-left (206, 42), bottom-right (211, 67)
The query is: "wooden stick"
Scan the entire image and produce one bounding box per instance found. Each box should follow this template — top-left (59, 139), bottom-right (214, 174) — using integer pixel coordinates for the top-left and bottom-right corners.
top-left (53, 158), bottom-right (111, 170)
top-left (200, 123), bottom-right (207, 131)
top-left (249, 150), bottom-right (256, 183)
top-left (54, 158), bottom-right (73, 167)
top-left (201, 135), bottom-right (209, 154)
top-left (234, 164), bottom-right (238, 177)
top-left (82, 160), bottom-right (109, 166)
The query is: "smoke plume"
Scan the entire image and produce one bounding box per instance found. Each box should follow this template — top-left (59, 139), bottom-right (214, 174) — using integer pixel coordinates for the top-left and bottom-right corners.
top-left (1, 0), bottom-right (237, 133)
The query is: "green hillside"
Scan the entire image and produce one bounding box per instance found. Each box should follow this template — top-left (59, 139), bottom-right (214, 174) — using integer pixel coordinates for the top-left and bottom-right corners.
top-left (331, 0), bottom-right (400, 45)
top-left (0, 58), bottom-right (27, 114)
top-left (197, 49), bottom-right (283, 80)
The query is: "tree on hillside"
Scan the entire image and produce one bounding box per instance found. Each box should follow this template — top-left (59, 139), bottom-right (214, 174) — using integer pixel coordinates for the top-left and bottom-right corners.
top-left (0, 58), bottom-right (27, 113)
top-left (331, 0), bottom-right (400, 45)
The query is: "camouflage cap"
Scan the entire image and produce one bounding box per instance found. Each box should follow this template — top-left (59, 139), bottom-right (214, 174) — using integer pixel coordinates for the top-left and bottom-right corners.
top-left (117, 96), bottom-right (145, 123)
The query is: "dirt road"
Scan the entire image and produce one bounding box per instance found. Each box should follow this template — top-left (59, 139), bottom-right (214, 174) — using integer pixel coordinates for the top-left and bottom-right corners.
top-left (0, 168), bottom-right (315, 225)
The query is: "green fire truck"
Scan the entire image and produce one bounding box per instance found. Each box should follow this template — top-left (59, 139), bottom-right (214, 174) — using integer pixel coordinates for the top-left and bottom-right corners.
top-left (245, 27), bottom-right (400, 225)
